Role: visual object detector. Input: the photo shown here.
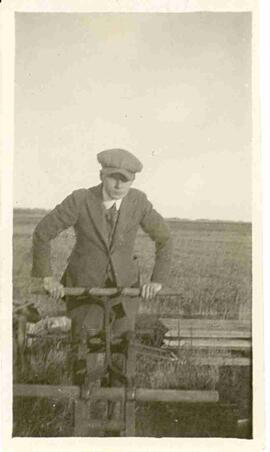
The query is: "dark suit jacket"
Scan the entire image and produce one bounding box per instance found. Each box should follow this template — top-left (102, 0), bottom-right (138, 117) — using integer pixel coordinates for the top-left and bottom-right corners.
top-left (32, 184), bottom-right (173, 297)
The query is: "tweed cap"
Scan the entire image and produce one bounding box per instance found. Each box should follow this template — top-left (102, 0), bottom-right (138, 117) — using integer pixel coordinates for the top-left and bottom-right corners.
top-left (97, 148), bottom-right (143, 180)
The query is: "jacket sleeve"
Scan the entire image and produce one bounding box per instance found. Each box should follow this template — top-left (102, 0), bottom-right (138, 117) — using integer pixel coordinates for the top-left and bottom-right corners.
top-left (31, 190), bottom-right (84, 278)
top-left (139, 194), bottom-right (173, 285)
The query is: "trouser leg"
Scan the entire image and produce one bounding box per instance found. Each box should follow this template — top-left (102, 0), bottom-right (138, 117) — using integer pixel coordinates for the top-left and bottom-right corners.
top-left (69, 303), bottom-right (104, 340)
top-left (67, 302), bottom-right (104, 384)
top-left (111, 296), bottom-right (139, 339)
top-left (106, 298), bottom-right (139, 430)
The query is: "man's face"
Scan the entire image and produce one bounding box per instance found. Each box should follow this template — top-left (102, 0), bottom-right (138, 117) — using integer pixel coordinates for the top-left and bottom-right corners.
top-left (100, 171), bottom-right (134, 200)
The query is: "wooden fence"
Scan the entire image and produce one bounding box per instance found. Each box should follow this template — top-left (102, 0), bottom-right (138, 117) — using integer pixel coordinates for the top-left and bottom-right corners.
top-left (13, 287), bottom-right (252, 436)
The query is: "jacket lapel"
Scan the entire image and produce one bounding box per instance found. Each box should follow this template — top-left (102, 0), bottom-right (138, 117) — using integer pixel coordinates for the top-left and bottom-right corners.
top-left (110, 191), bottom-right (135, 252)
top-left (86, 184), bottom-right (109, 250)
top-left (86, 184), bottom-right (136, 253)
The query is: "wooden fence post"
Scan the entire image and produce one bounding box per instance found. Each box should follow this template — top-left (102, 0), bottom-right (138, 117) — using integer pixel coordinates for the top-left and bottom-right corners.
top-left (124, 337), bottom-right (136, 436)
top-left (74, 398), bottom-right (90, 436)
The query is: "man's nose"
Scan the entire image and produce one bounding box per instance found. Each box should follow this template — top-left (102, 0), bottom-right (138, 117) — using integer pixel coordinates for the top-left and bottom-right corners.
top-left (115, 179), bottom-right (121, 188)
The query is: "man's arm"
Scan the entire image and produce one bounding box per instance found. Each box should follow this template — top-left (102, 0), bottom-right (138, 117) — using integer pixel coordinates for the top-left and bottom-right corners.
top-left (139, 193), bottom-right (173, 298)
top-left (31, 189), bottom-right (85, 283)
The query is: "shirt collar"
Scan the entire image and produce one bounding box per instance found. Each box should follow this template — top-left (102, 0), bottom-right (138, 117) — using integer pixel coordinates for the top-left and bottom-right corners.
top-left (102, 186), bottom-right (122, 211)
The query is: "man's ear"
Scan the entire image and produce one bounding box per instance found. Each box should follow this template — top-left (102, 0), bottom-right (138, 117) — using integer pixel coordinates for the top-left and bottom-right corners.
top-left (99, 170), bottom-right (104, 182)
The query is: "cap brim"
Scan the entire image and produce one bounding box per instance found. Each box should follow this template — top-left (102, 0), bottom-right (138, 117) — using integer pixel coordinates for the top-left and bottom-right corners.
top-left (101, 167), bottom-right (135, 181)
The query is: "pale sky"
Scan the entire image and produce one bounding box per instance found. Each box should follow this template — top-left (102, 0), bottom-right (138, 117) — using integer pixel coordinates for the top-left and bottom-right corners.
top-left (14, 12), bottom-right (251, 220)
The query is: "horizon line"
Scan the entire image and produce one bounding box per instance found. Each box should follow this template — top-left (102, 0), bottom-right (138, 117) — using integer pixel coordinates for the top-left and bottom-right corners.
top-left (13, 207), bottom-right (252, 224)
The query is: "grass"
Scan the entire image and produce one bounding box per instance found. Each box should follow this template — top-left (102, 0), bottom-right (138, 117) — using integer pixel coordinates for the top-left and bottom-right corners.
top-left (14, 336), bottom-right (250, 437)
top-left (13, 212), bottom-right (252, 437)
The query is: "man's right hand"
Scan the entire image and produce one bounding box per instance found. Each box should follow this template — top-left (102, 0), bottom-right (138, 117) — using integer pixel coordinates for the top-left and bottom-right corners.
top-left (43, 277), bottom-right (65, 300)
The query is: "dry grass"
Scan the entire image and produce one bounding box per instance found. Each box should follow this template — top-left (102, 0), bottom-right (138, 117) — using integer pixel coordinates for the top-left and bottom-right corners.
top-left (13, 212), bottom-right (252, 437)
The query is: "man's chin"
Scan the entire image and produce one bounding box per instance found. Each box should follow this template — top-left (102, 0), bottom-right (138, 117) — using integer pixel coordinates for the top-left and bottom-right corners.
top-left (111, 193), bottom-right (125, 200)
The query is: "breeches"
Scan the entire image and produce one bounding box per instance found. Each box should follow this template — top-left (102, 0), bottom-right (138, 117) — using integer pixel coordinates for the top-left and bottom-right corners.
top-left (67, 296), bottom-right (139, 343)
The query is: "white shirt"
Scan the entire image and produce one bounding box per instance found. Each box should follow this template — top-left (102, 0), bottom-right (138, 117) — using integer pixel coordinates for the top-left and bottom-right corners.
top-left (102, 187), bottom-right (122, 211)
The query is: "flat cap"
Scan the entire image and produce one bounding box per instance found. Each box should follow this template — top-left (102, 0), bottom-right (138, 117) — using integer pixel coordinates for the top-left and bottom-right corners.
top-left (97, 148), bottom-right (143, 180)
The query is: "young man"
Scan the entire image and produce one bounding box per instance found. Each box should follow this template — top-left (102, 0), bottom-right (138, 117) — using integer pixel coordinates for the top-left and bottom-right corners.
top-left (31, 148), bottom-right (173, 344)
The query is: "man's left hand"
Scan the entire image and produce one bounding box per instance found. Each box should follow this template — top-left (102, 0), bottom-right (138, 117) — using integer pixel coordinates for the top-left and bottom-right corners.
top-left (141, 282), bottom-right (162, 300)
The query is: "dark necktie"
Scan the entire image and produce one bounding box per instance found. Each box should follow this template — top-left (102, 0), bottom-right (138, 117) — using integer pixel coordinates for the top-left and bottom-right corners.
top-left (105, 203), bottom-right (118, 243)
top-left (104, 203), bottom-right (119, 284)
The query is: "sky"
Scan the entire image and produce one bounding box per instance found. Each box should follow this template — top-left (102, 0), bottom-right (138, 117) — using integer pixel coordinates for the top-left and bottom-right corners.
top-left (14, 12), bottom-right (252, 220)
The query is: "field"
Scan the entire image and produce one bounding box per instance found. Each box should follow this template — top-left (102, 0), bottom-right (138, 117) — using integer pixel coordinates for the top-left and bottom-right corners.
top-left (13, 209), bottom-right (252, 437)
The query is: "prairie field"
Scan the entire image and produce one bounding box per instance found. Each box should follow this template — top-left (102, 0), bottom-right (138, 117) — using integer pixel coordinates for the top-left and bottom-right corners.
top-left (13, 209), bottom-right (252, 437)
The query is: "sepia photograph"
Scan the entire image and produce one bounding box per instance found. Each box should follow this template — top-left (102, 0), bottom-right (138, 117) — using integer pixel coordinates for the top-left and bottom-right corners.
top-left (0, 1), bottom-right (264, 448)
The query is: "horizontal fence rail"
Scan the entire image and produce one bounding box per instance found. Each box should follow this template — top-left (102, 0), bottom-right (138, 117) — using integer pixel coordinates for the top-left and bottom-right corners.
top-left (30, 286), bottom-right (183, 298)
top-left (13, 384), bottom-right (219, 403)
top-left (161, 318), bottom-right (252, 330)
top-left (163, 338), bottom-right (251, 350)
top-left (165, 329), bottom-right (251, 339)
top-left (14, 384), bottom-right (80, 399)
top-left (134, 344), bottom-right (251, 367)
top-left (191, 356), bottom-right (251, 367)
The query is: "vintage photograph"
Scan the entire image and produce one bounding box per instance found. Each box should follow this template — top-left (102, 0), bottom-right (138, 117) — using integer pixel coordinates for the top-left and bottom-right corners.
top-left (12, 10), bottom-right (253, 439)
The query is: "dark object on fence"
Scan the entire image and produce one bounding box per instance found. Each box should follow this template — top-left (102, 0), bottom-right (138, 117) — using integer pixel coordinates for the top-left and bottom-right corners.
top-left (135, 314), bottom-right (168, 347)
top-left (13, 301), bottom-right (41, 323)
top-left (13, 302), bottom-right (42, 380)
